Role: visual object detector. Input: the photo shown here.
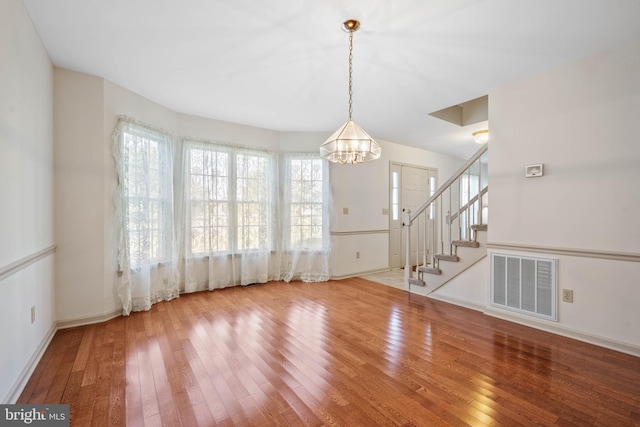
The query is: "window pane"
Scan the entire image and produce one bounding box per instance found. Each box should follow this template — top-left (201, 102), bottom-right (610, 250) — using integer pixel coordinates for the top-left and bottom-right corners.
top-left (236, 153), bottom-right (271, 251)
top-left (188, 144), bottom-right (230, 254)
top-left (122, 128), bottom-right (171, 266)
top-left (287, 157), bottom-right (326, 250)
top-left (392, 171), bottom-right (399, 220)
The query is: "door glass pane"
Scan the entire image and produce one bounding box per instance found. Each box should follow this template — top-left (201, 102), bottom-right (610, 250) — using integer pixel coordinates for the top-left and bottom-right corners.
top-left (392, 171), bottom-right (399, 220)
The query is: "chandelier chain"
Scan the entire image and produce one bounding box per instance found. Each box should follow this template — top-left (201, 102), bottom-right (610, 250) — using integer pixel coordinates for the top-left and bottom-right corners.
top-left (348, 30), bottom-right (353, 121)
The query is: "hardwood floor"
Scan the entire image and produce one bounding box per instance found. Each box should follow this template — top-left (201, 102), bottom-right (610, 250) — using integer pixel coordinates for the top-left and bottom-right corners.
top-left (18, 278), bottom-right (640, 426)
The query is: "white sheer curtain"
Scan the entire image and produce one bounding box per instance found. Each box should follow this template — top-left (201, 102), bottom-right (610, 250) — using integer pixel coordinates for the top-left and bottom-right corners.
top-left (177, 139), bottom-right (279, 293)
top-left (112, 119), bottom-right (180, 315)
top-left (279, 153), bottom-right (331, 282)
top-left (113, 119), bottom-right (331, 314)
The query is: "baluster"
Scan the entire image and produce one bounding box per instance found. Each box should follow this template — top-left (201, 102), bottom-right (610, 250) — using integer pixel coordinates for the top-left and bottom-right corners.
top-left (433, 198), bottom-right (438, 267)
top-left (448, 185), bottom-right (452, 255)
top-left (440, 196), bottom-right (444, 260)
top-left (415, 215), bottom-right (420, 272)
top-left (423, 209), bottom-right (428, 268)
top-left (467, 167), bottom-right (471, 240)
top-left (403, 209), bottom-right (411, 287)
top-left (457, 176), bottom-right (462, 253)
top-left (478, 157), bottom-right (482, 227)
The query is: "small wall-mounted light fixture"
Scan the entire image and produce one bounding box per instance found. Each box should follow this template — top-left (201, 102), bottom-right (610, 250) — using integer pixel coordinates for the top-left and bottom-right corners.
top-left (472, 129), bottom-right (489, 144)
top-left (525, 163), bottom-right (544, 177)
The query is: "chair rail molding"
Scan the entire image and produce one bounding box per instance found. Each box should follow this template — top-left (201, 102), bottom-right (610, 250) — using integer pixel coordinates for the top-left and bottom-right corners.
top-left (486, 242), bottom-right (640, 263)
top-left (330, 229), bottom-right (389, 236)
top-left (0, 245), bottom-right (57, 282)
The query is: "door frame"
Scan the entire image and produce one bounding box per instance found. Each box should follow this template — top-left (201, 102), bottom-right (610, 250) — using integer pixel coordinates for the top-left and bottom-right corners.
top-left (389, 161), bottom-right (438, 269)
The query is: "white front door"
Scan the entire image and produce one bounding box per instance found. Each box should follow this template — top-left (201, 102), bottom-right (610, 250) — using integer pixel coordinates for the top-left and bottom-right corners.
top-left (389, 164), bottom-right (437, 269)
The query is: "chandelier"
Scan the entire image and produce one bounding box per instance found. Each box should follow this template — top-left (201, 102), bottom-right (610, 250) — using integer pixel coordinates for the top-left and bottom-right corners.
top-left (319, 20), bottom-right (381, 164)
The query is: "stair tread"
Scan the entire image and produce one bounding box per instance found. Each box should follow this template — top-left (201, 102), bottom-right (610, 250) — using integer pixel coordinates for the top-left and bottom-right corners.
top-left (434, 254), bottom-right (459, 262)
top-left (418, 266), bottom-right (442, 275)
top-left (471, 224), bottom-right (488, 231)
top-left (452, 240), bottom-right (480, 248)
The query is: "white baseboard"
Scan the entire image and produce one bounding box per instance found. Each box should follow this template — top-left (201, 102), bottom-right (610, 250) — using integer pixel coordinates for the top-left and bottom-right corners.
top-left (56, 309), bottom-right (122, 330)
top-left (3, 323), bottom-right (57, 404)
top-left (422, 294), bottom-right (640, 358)
top-left (3, 309), bottom-right (123, 404)
top-left (484, 306), bottom-right (640, 358)
top-left (332, 268), bottom-right (392, 280)
top-left (426, 293), bottom-right (485, 313)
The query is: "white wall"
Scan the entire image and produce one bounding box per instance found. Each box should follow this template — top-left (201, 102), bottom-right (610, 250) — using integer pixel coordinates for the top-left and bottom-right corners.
top-left (278, 131), bottom-right (327, 153)
top-left (432, 257), bottom-right (489, 311)
top-left (52, 71), bottom-right (466, 315)
top-left (54, 69), bottom-right (107, 321)
top-left (487, 39), bottom-right (640, 351)
top-left (331, 140), bottom-right (464, 277)
top-left (177, 113), bottom-right (280, 150)
top-left (0, 0), bottom-right (55, 403)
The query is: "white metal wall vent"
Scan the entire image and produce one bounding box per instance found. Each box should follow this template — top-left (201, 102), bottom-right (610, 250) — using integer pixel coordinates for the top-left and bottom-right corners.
top-left (491, 253), bottom-right (557, 321)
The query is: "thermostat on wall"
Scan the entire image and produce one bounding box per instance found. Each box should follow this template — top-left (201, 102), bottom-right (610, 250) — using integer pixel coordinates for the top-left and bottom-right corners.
top-left (525, 163), bottom-right (544, 177)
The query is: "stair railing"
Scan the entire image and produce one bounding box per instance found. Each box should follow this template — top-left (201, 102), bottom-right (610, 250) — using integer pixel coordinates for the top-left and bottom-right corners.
top-left (403, 143), bottom-right (488, 287)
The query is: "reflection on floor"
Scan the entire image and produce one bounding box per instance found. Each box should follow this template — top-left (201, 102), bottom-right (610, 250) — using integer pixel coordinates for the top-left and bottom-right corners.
top-left (360, 268), bottom-right (405, 290)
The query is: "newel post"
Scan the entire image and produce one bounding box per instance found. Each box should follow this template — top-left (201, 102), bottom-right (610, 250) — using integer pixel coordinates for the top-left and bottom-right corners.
top-left (403, 208), bottom-right (411, 290)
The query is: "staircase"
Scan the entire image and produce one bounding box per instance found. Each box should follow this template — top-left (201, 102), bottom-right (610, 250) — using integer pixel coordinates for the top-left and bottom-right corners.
top-left (403, 144), bottom-right (488, 294)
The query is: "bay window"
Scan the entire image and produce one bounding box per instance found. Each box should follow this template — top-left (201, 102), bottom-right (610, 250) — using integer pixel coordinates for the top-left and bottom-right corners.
top-left (113, 119), bottom-right (330, 314)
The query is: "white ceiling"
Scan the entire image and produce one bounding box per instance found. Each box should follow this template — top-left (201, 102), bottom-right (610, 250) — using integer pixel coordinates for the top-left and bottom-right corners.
top-left (22, 0), bottom-right (640, 159)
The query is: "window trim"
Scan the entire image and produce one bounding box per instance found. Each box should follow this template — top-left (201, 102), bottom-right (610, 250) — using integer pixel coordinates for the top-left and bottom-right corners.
top-left (283, 154), bottom-right (330, 252)
top-left (120, 125), bottom-right (175, 267)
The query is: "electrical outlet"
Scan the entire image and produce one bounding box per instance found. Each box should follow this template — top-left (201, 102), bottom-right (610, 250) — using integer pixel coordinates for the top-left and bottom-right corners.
top-left (343, 207), bottom-right (349, 214)
top-left (31, 306), bottom-right (36, 324)
top-left (356, 251), bottom-right (360, 259)
top-left (562, 289), bottom-right (574, 303)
